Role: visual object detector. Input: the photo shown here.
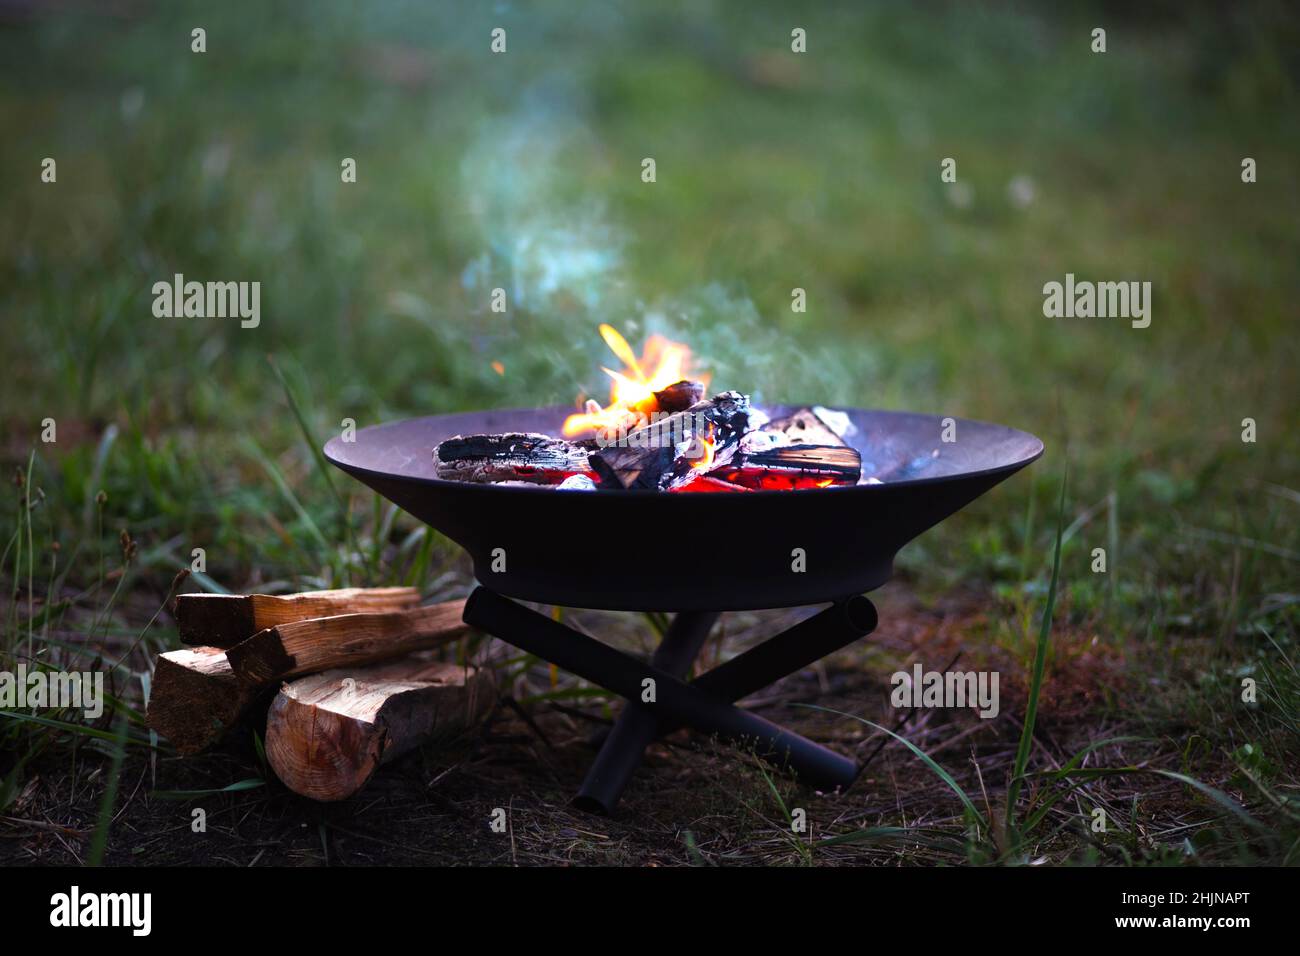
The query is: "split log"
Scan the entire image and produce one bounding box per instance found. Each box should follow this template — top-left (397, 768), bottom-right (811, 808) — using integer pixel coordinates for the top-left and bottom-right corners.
top-left (149, 597), bottom-right (471, 754)
top-left (715, 444), bottom-right (862, 490)
top-left (265, 657), bottom-right (495, 801)
top-left (434, 433), bottom-right (594, 484)
top-left (651, 379), bottom-right (705, 413)
top-left (589, 390), bottom-right (751, 491)
top-left (147, 647), bottom-right (261, 755)
top-left (225, 600), bottom-right (470, 686)
top-left (175, 586), bottom-right (420, 648)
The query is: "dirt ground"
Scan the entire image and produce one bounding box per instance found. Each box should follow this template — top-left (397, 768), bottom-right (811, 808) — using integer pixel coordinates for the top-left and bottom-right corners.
top-left (7, 580), bottom-right (1214, 868)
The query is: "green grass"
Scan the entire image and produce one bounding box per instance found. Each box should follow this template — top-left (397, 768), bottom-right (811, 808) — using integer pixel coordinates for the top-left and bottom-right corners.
top-left (1, 1), bottom-right (1297, 864)
top-left (802, 478), bottom-right (1293, 865)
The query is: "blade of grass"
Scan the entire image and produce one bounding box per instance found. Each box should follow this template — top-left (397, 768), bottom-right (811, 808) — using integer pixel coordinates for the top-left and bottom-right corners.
top-left (240, 436), bottom-right (330, 553)
top-left (1149, 769), bottom-right (1271, 835)
top-left (682, 829), bottom-right (712, 866)
top-left (153, 779), bottom-right (265, 800)
top-left (1005, 469), bottom-right (1068, 830)
top-left (24, 451), bottom-right (35, 656)
top-left (814, 826), bottom-right (963, 852)
top-left (0, 710), bottom-right (148, 746)
top-left (267, 355), bottom-right (363, 577)
top-left (80, 423), bottom-right (118, 533)
top-left (86, 715), bottom-right (128, 866)
top-left (1019, 736), bottom-right (1145, 832)
top-left (755, 763), bottom-right (813, 863)
top-left (800, 704), bottom-right (984, 823)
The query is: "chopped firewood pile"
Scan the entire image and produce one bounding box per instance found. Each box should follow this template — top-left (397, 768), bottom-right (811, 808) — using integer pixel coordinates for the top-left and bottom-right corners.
top-left (435, 325), bottom-right (883, 492)
top-left (147, 587), bottom-right (492, 801)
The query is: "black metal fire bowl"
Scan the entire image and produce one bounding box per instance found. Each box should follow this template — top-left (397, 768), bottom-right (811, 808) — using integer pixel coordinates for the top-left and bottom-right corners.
top-left (325, 405), bottom-right (1041, 812)
top-left (323, 405), bottom-right (1043, 612)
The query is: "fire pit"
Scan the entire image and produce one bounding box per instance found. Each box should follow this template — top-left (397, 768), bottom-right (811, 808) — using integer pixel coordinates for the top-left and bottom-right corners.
top-left (323, 327), bottom-right (1041, 813)
top-left (324, 403), bottom-right (1041, 812)
top-left (325, 405), bottom-right (1042, 610)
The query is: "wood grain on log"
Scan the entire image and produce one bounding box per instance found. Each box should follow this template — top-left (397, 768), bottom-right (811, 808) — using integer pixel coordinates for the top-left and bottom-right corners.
top-left (146, 647), bottom-right (261, 755)
top-left (265, 657), bottom-right (494, 801)
top-left (224, 600), bottom-right (470, 686)
top-left (175, 587), bottom-right (421, 648)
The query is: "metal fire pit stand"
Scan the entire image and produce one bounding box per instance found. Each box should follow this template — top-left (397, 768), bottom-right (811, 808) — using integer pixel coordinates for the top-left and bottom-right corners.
top-left (463, 586), bottom-right (879, 815)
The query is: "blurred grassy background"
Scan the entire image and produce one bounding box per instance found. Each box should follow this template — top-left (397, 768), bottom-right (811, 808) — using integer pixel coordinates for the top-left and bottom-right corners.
top-left (1, 0), bottom-right (1298, 866)
top-left (1, 0), bottom-right (1296, 640)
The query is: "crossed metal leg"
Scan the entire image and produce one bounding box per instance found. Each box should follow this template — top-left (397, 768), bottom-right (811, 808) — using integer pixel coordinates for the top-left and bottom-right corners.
top-left (462, 586), bottom-right (878, 815)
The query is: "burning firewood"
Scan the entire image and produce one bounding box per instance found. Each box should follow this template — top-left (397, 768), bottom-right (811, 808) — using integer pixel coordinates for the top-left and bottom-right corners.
top-left (651, 379), bottom-right (705, 413)
top-left (174, 586), bottom-right (420, 648)
top-left (434, 433), bottom-right (594, 484)
top-left (715, 444), bottom-right (862, 490)
top-left (589, 390), bottom-right (752, 491)
top-left (225, 600), bottom-right (469, 685)
top-left (427, 326), bottom-right (874, 493)
top-left (265, 656), bottom-right (494, 802)
top-left (673, 474), bottom-right (754, 493)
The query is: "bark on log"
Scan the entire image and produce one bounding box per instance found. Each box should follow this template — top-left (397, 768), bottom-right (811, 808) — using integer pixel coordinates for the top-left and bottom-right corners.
top-left (174, 587), bottom-right (421, 648)
top-left (265, 657), bottom-right (494, 801)
top-left (146, 647), bottom-right (261, 755)
top-left (225, 600), bottom-right (470, 686)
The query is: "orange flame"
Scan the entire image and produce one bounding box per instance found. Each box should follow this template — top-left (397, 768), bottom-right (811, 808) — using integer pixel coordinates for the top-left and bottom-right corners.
top-left (689, 433), bottom-right (716, 471)
top-left (562, 325), bottom-right (706, 437)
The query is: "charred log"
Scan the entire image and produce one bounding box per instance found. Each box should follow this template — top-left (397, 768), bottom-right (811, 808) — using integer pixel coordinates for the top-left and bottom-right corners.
top-left (651, 380), bottom-right (705, 413)
top-left (672, 474), bottom-right (754, 493)
top-left (434, 433), bottom-right (595, 485)
top-left (589, 391), bottom-right (751, 491)
top-left (715, 444), bottom-right (861, 490)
